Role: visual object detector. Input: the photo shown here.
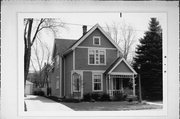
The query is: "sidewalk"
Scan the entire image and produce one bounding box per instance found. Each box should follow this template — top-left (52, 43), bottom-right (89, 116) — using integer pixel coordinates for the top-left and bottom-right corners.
top-left (145, 101), bottom-right (163, 106)
top-left (25, 95), bottom-right (74, 111)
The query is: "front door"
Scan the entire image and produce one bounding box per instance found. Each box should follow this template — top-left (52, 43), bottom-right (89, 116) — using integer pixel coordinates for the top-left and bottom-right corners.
top-left (113, 78), bottom-right (122, 90)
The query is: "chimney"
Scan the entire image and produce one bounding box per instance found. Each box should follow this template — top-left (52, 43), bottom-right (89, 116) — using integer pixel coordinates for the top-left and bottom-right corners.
top-left (82, 25), bottom-right (87, 35)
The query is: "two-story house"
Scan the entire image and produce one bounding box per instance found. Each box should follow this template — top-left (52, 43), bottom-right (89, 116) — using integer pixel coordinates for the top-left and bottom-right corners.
top-left (49, 24), bottom-right (137, 99)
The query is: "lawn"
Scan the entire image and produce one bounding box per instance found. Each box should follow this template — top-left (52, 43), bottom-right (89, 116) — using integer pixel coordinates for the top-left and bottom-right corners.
top-left (61, 101), bottom-right (163, 111)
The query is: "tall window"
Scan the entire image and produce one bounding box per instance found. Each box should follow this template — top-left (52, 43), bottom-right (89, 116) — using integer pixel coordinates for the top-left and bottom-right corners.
top-left (73, 73), bottom-right (81, 92)
top-left (92, 73), bottom-right (102, 91)
top-left (93, 36), bottom-right (101, 45)
top-left (88, 49), bottom-right (106, 65)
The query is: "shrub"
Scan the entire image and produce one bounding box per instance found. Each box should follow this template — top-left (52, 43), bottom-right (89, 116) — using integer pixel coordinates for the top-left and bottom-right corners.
top-left (62, 98), bottom-right (80, 103)
top-left (126, 95), bottom-right (138, 102)
top-left (100, 93), bottom-right (110, 101)
top-left (113, 92), bottom-right (127, 101)
top-left (83, 93), bottom-right (103, 101)
top-left (91, 93), bottom-right (101, 101)
top-left (33, 90), bottom-right (45, 96)
top-left (83, 93), bottom-right (92, 101)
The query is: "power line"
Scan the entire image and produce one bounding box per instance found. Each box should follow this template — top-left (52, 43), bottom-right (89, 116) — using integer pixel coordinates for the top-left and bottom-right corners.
top-left (31, 18), bottom-right (162, 33)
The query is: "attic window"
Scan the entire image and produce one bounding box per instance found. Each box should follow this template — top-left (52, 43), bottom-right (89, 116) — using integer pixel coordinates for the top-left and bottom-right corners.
top-left (93, 36), bottom-right (101, 45)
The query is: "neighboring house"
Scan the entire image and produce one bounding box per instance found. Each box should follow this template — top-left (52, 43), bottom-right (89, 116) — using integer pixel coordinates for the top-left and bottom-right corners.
top-left (25, 80), bottom-right (34, 95)
top-left (49, 24), bottom-right (137, 99)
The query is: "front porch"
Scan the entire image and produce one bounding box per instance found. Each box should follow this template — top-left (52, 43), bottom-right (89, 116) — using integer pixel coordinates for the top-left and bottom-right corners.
top-left (104, 57), bottom-right (137, 98)
top-left (106, 74), bottom-right (136, 98)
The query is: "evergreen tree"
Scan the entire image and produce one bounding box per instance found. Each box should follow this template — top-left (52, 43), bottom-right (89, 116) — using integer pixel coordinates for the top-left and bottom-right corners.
top-left (133, 18), bottom-right (162, 100)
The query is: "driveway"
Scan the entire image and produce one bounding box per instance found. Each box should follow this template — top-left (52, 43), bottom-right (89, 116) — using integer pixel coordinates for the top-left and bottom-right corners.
top-left (25, 95), bottom-right (74, 111)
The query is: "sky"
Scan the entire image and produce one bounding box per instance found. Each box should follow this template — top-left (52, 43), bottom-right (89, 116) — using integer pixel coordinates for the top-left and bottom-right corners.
top-left (30, 12), bottom-right (166, 71)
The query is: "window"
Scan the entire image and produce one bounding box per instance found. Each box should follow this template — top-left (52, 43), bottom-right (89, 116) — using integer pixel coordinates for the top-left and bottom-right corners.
top-left (92, 73), bottom-right (102, 91)
top-left (88, 49), bottom-right (106, 65)
top-left (73, 73), bottom-right (81, 92)
top-left (93, 36), bottom-right (101, 45)
top-left (56, 80), bottom-right (59, 89)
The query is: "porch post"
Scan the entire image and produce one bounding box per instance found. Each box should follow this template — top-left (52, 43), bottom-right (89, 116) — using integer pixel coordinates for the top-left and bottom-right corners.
top-left (132, 75), bottom-right (136, 96)
top-left (120, 78), bottom-right (123, 91)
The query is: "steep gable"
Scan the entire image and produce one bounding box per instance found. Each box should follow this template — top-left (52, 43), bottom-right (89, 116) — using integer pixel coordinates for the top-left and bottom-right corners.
top-left (63, 24), bottom-right (123, 56)
top-left (104, 57), bottom-right (137, 75)
top-left (79, 28), bottom-right (116, 48)
top-left (112, 61), bottom-right (133, 73)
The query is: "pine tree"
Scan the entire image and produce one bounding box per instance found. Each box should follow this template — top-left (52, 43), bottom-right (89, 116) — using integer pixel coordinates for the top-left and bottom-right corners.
top-left (133, 18), bottom-right (162, 100)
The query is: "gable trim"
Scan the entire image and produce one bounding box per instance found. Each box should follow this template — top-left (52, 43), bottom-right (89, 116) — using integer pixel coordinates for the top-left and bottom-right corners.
top-left (109, 58), bottom-right (137, 75)
top-left (77, 46), bottom-right (117, 50)
top-left (71, 24), bottom-right (123, 53)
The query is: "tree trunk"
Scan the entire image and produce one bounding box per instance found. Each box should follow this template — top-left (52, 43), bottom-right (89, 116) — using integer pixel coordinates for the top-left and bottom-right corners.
top-left (24, 19), bottom-right (33, 87)
top-left (24, 47), bottom-right (31, 87)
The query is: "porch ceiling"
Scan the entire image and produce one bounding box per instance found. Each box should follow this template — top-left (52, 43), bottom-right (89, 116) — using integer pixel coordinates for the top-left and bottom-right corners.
top-left (110, 74), bottom-right (134, 78)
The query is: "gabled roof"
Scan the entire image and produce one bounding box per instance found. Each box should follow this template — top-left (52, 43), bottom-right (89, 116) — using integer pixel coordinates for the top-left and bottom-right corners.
top-left (63, 24), bottom-right (123, 56)
top-left (104, 57), bottom-right (137, 75)
top-left (52, 39), bottom-right (77, 58)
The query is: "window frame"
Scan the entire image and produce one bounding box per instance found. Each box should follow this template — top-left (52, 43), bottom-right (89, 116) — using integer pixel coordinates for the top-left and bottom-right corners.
top-left (72, 73), bottom-right (81, 92)
top-left (92, 73), bottom-right (103, 92)
top-left (88, 48), bottom-right (106, 65)
top-left (93, 36), bottom-right (101, 46)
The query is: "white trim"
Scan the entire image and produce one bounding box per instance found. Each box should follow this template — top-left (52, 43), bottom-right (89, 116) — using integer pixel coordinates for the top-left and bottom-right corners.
top-left (51, 40), bottom-right (56, 60)
top-left (77, 46), bottom-right (116, 50)
top-left (73, 50), bottom-right (75, 70)
top-left (88, 48), bottom-right (106, 65)
top-left (92, 72), bottom-right (103, 92)
top-left (132, 75), bottom-right (136, 96)
top-left (71, 71), bottom-right (73, 94)
top-left (59, 56), bottom-right (62, 97)
top-left (110, 72), bottom-right (135, 75)
top-left (75, 70), bottom-right (105, 73)
top-left (56, 80), bottom-right (59, 89)
top-left (109, 58), bottom-right (137, 75)
top-left (71, 24), bottom-right (123, 53)
top-left (93, 36), bottom-right (101, 46)
top-left (63, 58), bottom-right (66, 96)
top-left (71, 70), bottom-right (83, 98)
top-left (72, 72), bottom-right (81, 93)
top-left (81, 71), bottom-right (83, 98)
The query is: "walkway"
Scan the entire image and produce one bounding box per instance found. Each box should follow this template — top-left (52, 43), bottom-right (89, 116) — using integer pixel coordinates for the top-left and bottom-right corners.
top-left (25, 95), bottom-right (74, 111)
top-left (145, 101), bottom-right (163, 106)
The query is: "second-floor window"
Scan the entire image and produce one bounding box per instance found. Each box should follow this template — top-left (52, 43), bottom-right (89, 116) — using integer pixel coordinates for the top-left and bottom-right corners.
top-left (93, 36), bottom-right (101, 45)
top-left (88, 49), bottom-right (106, 65)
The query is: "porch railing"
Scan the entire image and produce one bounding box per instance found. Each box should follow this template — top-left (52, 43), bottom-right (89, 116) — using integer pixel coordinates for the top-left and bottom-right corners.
top-left (109, 90), bottom-right (124, 97)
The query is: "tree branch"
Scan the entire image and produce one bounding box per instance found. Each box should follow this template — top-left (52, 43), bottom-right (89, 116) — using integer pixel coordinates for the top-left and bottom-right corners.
top-left (31, 18), bottom-right (45, 46)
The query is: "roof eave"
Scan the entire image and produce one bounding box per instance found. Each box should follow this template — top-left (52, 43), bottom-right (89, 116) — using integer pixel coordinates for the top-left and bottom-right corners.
top-left (62, 48), bottom-right (73, 57)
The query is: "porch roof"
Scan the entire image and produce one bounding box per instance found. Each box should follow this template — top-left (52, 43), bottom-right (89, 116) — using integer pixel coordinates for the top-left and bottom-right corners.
top-left (104, 57), bottom-right (137, 75)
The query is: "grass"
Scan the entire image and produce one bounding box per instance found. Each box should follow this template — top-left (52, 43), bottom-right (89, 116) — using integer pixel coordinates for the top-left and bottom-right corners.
top-left (61, 101), bottom-right (163, 111)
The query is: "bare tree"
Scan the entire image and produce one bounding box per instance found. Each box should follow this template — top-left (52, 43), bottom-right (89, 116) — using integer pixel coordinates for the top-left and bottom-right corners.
top-left (30, 36), bottom-right (52, 87)
top-left (105, 22), bottom-right (136, 60)
top-left (24, 18), bottom-right (65, 87)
